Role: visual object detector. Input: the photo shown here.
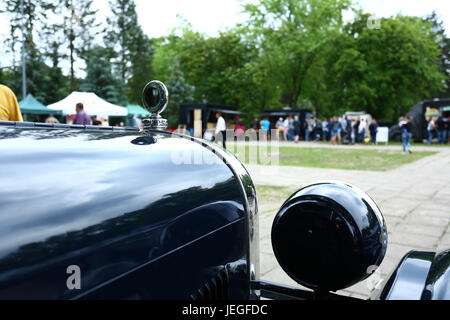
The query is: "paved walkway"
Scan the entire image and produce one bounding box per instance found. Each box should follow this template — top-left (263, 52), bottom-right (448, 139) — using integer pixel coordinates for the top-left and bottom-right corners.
top-left (247, 146), bottom-right (450, 299)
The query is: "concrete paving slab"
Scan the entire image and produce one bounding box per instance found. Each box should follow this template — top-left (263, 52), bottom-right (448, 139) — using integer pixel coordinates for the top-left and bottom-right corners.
top-left (260, 252), bottom-right (279, 276)
top-left (386, 243), bottom-right (426, 260)
top-left (336, 279), bottom-right (377, 297)
top-left (439, 233), bottom-right (450, 248)
top-left (259, 235), bottom-right (274, 255)
top-left (416, 203), bottom-right (450, 215)
top-left (378, 206), bottom-right (414, 218)
top-left (395, 223), bottom-right (447, 238)
top-left (259, 215), bottom-right (275, 239)
top-left (378, 256), bottom-right (401, 276)
top-left (388, 232), bottom-right (440, 250)
top-left (436, 244), bottom-right (450, 252)
top-left (262, 266), bottom-right (301, 289)
top-left (404, 213), bottom-right (449, 228)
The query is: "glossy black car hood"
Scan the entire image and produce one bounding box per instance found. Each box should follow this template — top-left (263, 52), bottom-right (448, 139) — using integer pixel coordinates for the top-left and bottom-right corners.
top-left (0, 126), bottom-right (253, 299)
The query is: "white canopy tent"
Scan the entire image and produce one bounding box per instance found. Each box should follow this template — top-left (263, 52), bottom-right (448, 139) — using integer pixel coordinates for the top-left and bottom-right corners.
top-left (47, 92), bottom-right (128, 118)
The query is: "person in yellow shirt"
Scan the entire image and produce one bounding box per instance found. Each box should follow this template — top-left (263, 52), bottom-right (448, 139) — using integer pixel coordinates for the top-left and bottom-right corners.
top-left (0, 84), bottom-right (23, 121)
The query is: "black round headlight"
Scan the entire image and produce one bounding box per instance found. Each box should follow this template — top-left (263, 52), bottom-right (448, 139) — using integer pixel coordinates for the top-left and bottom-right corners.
top-left (271, 181), bottom-right (387, 292)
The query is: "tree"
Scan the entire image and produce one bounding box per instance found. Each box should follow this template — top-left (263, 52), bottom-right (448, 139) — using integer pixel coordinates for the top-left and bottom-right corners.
top-left (0, 0), bottom-right (68, 104)
top-left (2, 53), bottom-right (69, 105)
top-left (105, 0), bottom-right (142, 82)
top-left (165, 60), bottom-right (195, 127)
top-left (425, 11), bottom-right (450, 98)
top-left (126, 32), bottom-right (155, 104)
top-left (39, 56), bottom-right (69, 104)
top-left (80, 46), bottom-right (127, 106)
top-left (0, 68), bottom-right (14, 87)
top-left (152, 35), bottom-right (183, 84)
top-left (243, 0), bottom-right (352, 109)
top-left (1, 0), bottom-right (55, 99)
top-left (328, 14), bottom-right (446, 121)
top-left (58, 0), bottom-right (99, 91)
top-left (153, 28), bottom-right (268, 115)
top-left (1, 0), bottom-right (53, 61)
top-left (105, 0), bottom-right (155, 104)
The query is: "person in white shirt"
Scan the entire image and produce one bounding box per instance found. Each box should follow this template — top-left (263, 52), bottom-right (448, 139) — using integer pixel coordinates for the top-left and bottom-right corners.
top-left (283, 117), bottom-right (289, 141)
top-left (133, 115), bottom-right (142, 129)
top-left (215, 112), bottom-right (227, 148)
top-left (427, 117), bottom-right (435, 144)
top-left (358, 118), bottom-right (367, 142)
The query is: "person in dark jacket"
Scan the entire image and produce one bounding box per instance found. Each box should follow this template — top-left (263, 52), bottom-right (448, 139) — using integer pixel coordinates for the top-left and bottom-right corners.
top-left (330, 116), bottom-right (341, 145)
top-left (401, 116), bottom-right (413, 154)
top-left (346, 117), bottom-right (352, 143)
top-left (354, 119), bottom-right (360, 143)
top-left (251, 118), bottom-right (260, 130)
top-left (326, 119), bottom-right (332, 141)
top-left (436, 116), bottom-right (447, 144)
top-left (369, 119), bottom-right (379, 144)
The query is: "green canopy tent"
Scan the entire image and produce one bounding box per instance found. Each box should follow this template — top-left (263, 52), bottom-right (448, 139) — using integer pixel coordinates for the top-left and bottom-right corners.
top-left (126, 104), bottom-right (150, 118)
top-left (19, 94), bottom-right (62, 121)
top-left (125, 104), bottom-right (150, 127)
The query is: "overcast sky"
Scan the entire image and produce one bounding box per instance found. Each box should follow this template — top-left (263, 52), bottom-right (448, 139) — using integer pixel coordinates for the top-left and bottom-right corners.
top-left (0, 0), bottom-right (449, 68)
top-left (120, 0), bottom-right (449, 39)
top-left (132, 0), bottom-right (450, 38)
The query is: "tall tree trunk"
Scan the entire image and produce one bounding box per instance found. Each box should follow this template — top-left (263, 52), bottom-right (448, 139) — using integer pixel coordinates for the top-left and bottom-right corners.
top-left (70, 31), bottom-right (75, 91)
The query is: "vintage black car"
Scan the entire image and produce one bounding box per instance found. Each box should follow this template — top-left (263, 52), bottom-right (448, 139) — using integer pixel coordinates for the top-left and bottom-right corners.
top-left (0, 81), bottom-right (448, 300)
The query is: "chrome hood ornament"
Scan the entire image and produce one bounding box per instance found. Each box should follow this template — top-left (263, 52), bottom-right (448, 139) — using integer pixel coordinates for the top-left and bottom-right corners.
top-left (142, 80), bottom-right (169, 132)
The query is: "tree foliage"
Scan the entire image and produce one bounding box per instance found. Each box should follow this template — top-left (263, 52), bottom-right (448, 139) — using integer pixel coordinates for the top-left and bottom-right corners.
top-left (105, 0), bottom-right (155, 103)
top-left (106, 0), bottom-right (141, 81)
top-left (328, 13), bottom-right (445, 121)
top-left (153, 27), bottom-right (276, 122)
top-left (425, 11), bottom-right (450, 98)
top-left (56, 0), bottom-right (100, 90)
top-left (80, 45), bottom-right (127, 106)
top-left (0, 0), bottom-right (448, 126)
top-left (165, 60), bottom-right (195, 127)
top-left (243, 0), bottom-right (352, 109)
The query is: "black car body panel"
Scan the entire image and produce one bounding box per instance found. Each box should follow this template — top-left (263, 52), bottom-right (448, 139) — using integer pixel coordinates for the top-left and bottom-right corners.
top-left (423, 249), bottom-right (450, 300)
top-left (370, 250), bottom-right (450, 300)
top-left (0, 124), bottom-right (259, 299)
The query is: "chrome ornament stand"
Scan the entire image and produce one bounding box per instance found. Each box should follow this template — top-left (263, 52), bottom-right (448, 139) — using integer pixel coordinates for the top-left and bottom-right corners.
top-left (141, 80), bottom-right (169, 133)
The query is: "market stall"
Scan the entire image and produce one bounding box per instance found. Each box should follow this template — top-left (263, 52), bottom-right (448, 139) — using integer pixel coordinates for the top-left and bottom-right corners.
top-left (47, 92), bottom-right (127, 119)
top-left (19, 94), bottom-right (62, 121)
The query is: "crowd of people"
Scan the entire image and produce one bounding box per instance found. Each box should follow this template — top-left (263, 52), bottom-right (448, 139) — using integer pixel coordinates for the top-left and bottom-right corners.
top-left (317, 116), bottom-right (379, 145)
top-left (2, 82), bottom-right (449, 150)
top-left (249, 115), bottom-right (380, 145)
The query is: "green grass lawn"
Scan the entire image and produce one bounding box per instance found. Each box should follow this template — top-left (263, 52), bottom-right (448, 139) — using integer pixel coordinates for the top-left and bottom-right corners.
top-left (229, 146), bottom-right (436, 171)
top-left (358, 141), bottom-right (450, 148)
top-left (255, 185), bottom-right (298, 215)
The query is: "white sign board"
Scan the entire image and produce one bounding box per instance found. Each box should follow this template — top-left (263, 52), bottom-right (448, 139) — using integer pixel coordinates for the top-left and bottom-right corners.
top-left (376, 127), bottom-right (389, 144)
